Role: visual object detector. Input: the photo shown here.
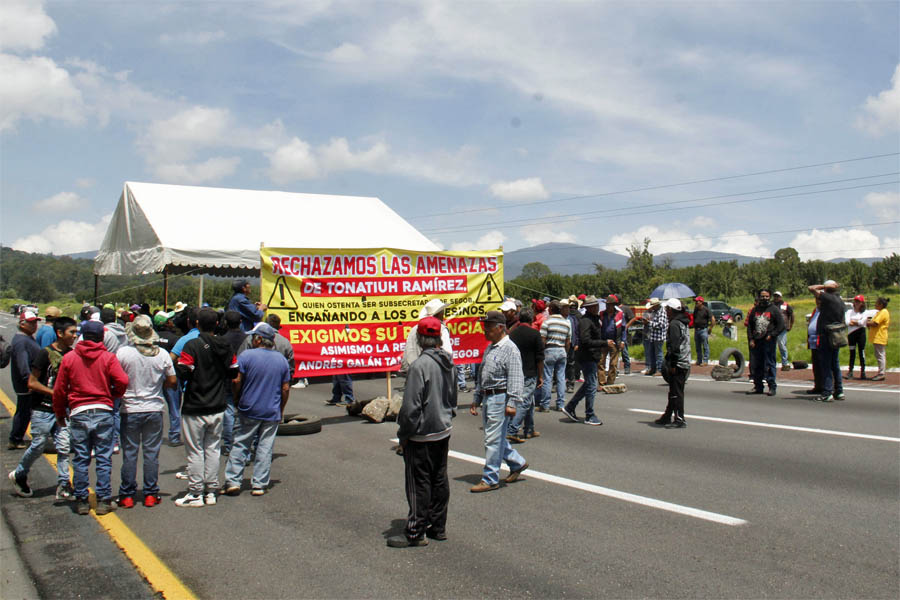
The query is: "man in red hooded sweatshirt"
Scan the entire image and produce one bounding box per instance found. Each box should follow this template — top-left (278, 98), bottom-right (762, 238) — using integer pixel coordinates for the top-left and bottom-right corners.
top-left (53, 320), bottom-right (129, 516)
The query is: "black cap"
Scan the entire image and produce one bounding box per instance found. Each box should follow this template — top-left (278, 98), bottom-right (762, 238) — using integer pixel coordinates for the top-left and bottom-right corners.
top-left (480, 310), bottom-right (505, 325)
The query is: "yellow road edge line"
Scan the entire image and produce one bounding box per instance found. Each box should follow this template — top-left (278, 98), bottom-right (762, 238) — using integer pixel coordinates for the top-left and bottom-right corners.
top-left (1, 389), bottom-right (197, 600)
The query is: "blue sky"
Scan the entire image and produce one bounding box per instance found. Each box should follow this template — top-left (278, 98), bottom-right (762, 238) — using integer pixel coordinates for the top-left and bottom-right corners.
top-left (1, 0), bottom-right (898, 264)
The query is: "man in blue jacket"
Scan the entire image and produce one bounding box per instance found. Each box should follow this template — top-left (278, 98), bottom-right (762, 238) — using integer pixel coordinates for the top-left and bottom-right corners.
top-left (227, 280), bottom-right (268, 332)
top-left (389, 316), bottom-right (458, 548)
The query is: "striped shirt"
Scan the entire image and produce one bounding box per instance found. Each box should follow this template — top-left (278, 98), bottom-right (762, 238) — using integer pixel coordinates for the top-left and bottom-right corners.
top-left (474, 335), bottom-right (524, 408)
top-left (648, 308), bottom-right (669, 342)
top-left (541, 314), bottom-right (571, 347)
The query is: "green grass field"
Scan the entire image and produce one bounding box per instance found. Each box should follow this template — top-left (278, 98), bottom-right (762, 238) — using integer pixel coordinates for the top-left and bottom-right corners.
top-left (629, 292), bottom-right (899, 369)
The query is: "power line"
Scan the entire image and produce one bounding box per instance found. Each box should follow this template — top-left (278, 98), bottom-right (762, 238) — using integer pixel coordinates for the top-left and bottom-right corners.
top-left (409, 151), bottom-right (900, 220)
top-left (505, 220), bottom-right (900, 255)
top-left (425, 179), bottom-right (899, 235)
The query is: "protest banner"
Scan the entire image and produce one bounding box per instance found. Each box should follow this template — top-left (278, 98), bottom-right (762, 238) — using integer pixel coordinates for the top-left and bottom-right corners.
top-left (260, 247), bottom-right (504, 377)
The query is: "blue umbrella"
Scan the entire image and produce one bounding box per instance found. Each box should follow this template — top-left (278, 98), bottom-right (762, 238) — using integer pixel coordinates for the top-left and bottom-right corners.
top-left (649, 282), bottom-right (695, 299)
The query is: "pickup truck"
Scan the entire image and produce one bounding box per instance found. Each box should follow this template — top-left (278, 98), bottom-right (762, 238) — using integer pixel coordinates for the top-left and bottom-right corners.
top-left (707, 300), bottom-right (743, 322)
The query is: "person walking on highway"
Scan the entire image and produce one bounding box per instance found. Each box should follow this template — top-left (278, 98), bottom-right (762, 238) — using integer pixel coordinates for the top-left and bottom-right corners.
top-left (469, 310), bottom-right (528, 493)
top-left (8, 310), bottom-right (41, 450)
top-left (656, 299), bottom-right (691, 428)
top-left (223, 323), bottom-right (290, 498)
top-left (175, 309), bottom-right (238, 507)
top-left (539, 300), bottom-right (570, 411)
top-left (389, 316), bottom-right (458, 547)
top-left (563, 295), bottom-right (604, 425)
top-left (53, 320), bottom-right (129, 516)
top-left (116, 315), bottom-right (177, 508)
top-left (746, 289), bottom-right (785, 396)
top-left (808, 280), bottom-right (845, 402)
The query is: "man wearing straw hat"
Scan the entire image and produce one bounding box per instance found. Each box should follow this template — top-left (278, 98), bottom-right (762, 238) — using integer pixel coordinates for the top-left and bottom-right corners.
top-left (115, 315), bottom-right (177, 508)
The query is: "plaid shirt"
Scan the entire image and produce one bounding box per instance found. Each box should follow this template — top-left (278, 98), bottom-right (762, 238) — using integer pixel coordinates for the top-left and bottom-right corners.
top-left (474, 335), bottom-right (524, 408)
top-left (648, 308), bottom-right (668, 342)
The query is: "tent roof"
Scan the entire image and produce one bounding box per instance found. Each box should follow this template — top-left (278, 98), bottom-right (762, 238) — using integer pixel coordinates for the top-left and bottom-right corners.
top-left (94, 181), bottom-right (439, 276)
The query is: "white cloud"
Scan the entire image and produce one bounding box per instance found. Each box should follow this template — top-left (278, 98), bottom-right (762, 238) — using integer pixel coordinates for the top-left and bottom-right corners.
top-left (11, 214), bottom-right (112, 255)
top-left (318, 137), bottom-right (389, 172)
top-left (519, 224), bottom-right (576, 246)
top-left (0, 54), bottom-right (85, 131)
top-left (449, 230), bottom-right (507, 252)
top-left (154, 157), bottom-right (241, 185)
top-left (326, 42), bottom-right (365, 63)
top-left (789, 228), bottom-right (894, 260)
top-left (861, 191), bottom-right (899, 220)
top-left (32, 192), bottom-right (83, 212)
top-left (489, 177), bottom-right (549, 202)
top-left (691, 216), bottom-right (716, 228)
top-left (75, 178), bottom-right (95, 189)
top-left (141, 106), bottom-right (233, 161)
top-left (855, 63), bottom-right (900, 136)
top-left (0, 0), bottom-right (56, 51)
top-left (603, 225), bottom-right (770, 257)
top-left (267, 137), bottom-right (321, 181)
top-left (159, 30), bottom-right (226, 45)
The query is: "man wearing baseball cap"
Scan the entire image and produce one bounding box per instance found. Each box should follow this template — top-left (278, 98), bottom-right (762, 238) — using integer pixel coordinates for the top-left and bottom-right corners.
top-left (388, 316), bottom-right (458, 547)
top-left (808, 280), bottom-right (845, 402)
top-left (223, 322), bottom-right (290, 498)
top-left (469, 311), bottom-right (528, 493)
top-left (8, 310), bottom-right (41, 450)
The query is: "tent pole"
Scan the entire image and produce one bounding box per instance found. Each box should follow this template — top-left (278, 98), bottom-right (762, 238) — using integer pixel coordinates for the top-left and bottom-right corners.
top-left (198, 275), bottom-right (204, 306)
top-left (163, 267), bottom-right (169, 311)
top-left (386, 371), bottom-right (392, 399)
top-left (93, 275), bottom-right (99, 306)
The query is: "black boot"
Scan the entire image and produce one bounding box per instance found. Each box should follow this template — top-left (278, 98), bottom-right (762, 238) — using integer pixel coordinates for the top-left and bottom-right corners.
top-left (654, 413), bottom-right (672, 425)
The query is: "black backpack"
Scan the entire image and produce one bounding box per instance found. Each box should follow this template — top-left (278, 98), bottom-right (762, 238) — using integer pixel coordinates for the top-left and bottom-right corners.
top-left (0, 335), bottom-right (11, 369)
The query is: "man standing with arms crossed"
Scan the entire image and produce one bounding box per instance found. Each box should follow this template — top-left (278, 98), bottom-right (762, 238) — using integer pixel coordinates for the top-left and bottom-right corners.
top-left (746, 289), bottom-right (785, 397)
top-left (469, 311), bottom-right (528, 493)
top-left (389, 316), bottom-right (458, 547)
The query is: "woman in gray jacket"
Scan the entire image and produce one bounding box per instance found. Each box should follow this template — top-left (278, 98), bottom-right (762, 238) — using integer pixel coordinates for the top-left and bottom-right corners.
top-left (655, 299), bottom-right (691, 428)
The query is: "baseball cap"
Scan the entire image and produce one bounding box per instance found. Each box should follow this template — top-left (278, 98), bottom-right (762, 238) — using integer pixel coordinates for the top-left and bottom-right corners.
top-left (854, 294), bottom-right (865, 302)
top-left (480, 310), bottom-right (506, 326)
top-left (18, 310), bottom-right (41, 323)
top-left (823, 279), bottom-right (837, 288)
top-left (81, 320), bottom-right (104, 341)
top-left (499, 300), bottom-right (517, 312)
top-left (577, 294), bottom-right (587, 300)
top-left (773, 291), bottom-right (783, 297)
top-left (44, 306), bottom-right (62, 318)
top-left (606, 294), bottom-right (619, 305)
top-left (694, 296), bottom-right (704, 302)
top-left (248, 322), bottom-right (277, 341)
top-left (665, 298), bottom-right (682, 310)
top-left (417, 316), bottom-right (442, 337)
top-left (153, 311), bottom-right (174, 327)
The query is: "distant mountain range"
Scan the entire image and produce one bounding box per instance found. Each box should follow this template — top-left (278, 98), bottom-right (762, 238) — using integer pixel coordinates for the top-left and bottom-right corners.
top-left (503, 242), bottom-right (883, 278)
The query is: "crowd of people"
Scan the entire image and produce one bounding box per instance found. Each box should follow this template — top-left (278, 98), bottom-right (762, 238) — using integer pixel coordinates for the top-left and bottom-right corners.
top-left (3, 278), bottom-right (891, 538)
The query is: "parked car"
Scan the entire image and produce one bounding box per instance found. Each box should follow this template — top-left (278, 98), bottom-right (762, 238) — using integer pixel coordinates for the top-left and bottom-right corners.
top-left (16, 304), bottom-right (39, 316)
top-left (707, 300), bottom-right (743, 322)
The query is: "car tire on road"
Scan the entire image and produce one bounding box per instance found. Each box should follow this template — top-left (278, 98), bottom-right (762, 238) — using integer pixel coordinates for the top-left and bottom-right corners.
top-left (718, 347), bottom-right (746, 379)
top-left (792, 360), bottom-right (809, 370)
top-left (278, 414), bottom-right (322, 435)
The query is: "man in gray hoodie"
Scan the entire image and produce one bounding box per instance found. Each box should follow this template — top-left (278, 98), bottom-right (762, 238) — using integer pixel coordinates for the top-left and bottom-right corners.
top-left (388, 316), bottom-right (458, 548)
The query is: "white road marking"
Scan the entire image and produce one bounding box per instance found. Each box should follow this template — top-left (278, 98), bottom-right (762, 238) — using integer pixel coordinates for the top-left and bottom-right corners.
top-left (681, 375), bottom-right (899, 394)
top-left (391, 438), bottom-right (747, 526)
top-left (628, 408), bottom-right (900, 443)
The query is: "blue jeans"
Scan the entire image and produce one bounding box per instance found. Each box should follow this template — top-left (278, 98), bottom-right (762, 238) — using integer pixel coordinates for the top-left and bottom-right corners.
top-left (694, 328), bottom-right (710, 364)
top-left (567, 359), bottom-right (598, 417)
top-left (331, 375), bottom-right (354, 403)
top-left (222, 390), bottom-right (236, 454)
top-left (647, 340), bottom-right (664, 372)
top-left (119, 412), bottom-right (163, 497)
top-left (621, 342), bottom-right (631, 369)
top-left (15, 410), bottom-right (70, 487)
top-left (507, 376), bottom-right (536, 437)
top-left (481, 393), bottom-right (526, 486)
top-left (750, 339), bottom-right (777, 391)
top-left (457, 366), bottom-right (466, 389)
top-left (225, 416), bottom-right (279, 490)
top-left (818, 340), bottom-right (843, 396)
top-left (69, 409), bottom-right (115, 500)
top-left (164, 383), bottom-right (182, 443)
top-left (541, 347), bottom-right (567, 409)
top-left (776, 330), bottom-right (789, 366)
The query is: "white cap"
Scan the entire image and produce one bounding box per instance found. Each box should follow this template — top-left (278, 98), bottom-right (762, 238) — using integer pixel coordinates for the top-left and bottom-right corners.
top-left (420, 298), bottom-right (447, 318)
top-left (559, 299), bottom-right (570, 306)
top-left (664, 298), bottom-right (682, 310)
top-left (499, 300), bottom-right (517, 312)
top-left (773, 291), bottom-right (782, 296)
top-left (823, 279), bottom-right (837, 288)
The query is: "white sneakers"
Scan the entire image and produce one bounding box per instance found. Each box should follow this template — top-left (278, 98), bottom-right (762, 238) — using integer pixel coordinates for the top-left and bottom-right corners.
top-left (174, 493), bottom-right (204, 507)
top-left (205, 492), bottom-right (217, 505)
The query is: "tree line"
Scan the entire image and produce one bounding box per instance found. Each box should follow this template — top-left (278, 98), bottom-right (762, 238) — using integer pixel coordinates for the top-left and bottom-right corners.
top-left (509, 240), bottom-right (900, 303)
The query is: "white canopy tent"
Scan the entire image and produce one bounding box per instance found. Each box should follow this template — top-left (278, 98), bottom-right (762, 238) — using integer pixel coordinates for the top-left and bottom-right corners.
top-left (94, 181), bottom-right (440, 306)
top-left (95, 181), bottom-right (439, 276)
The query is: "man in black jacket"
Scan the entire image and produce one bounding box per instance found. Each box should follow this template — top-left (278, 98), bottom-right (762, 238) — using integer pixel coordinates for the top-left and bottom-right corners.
top-left (746, 289), bottom-right (785, 396)
top-left (389, 317), bottom-right (458, 548)
top-left (808, 279), bottom-right (845, 402)
top-left (175, 308), bottom-right (238, 507)
top-left (507, 309), bottom-right (544, 442)
top-left (563, 296), bottom-right (603, 426)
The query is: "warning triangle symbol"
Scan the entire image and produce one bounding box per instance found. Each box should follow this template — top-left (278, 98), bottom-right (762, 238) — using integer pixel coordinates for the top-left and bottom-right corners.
top-left (266, 276), bottom-right (299, 310)
top-left (474, 273), bottom-right (502, 305)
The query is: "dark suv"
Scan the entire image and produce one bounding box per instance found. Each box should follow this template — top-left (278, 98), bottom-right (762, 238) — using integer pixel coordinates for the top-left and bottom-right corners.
top-left (707, 300), bottom-right (743, 321)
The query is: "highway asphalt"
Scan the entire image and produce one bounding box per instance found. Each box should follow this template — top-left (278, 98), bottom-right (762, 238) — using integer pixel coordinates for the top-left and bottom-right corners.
top-left (1, 311), bottom-right (898, 599)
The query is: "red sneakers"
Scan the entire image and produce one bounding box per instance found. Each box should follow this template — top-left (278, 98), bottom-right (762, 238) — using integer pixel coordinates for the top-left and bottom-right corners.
top-left (119, 496), bottom-right (135, 509)
top-left (143, 495), bottom-right (161, 508)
